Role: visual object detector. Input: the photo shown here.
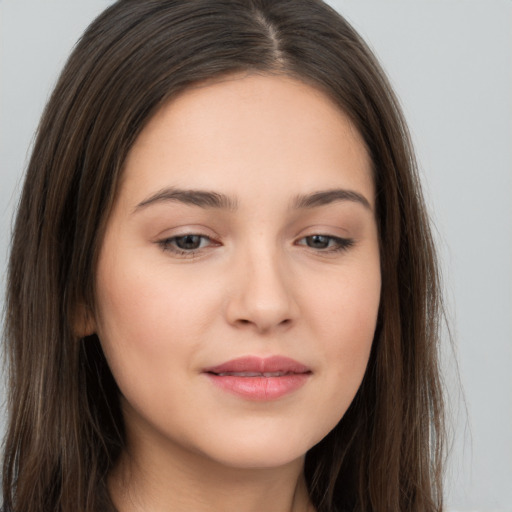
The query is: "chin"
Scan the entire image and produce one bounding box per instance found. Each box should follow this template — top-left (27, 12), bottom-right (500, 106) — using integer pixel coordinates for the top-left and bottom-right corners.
top-left (204, 445), bottom-right (307, 471)
top-left (190, 424), bottom-right (328, 471)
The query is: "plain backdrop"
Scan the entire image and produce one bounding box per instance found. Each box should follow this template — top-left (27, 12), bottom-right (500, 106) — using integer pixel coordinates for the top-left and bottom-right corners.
top-left (0, 1), bottom-right (511, 511)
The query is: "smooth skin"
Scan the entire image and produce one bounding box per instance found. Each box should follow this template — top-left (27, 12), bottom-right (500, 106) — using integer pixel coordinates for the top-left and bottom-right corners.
top-left (85, 73), bottom-right (381, 512)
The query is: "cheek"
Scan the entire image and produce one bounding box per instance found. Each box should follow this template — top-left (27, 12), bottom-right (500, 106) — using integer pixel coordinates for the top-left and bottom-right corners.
top-left (307, 263), bottom-right (380, 402)
top-left (310, 260), bottom-right (380, 340)
top-left (92, 262), bottom-right (215, 436)
top-left (95, 247), bottom-right (215, 340)
top-left (92, 250), bottom-right (212, 391)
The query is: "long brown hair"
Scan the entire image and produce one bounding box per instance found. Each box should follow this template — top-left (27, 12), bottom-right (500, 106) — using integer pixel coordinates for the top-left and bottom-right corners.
top-left (2, 1), bottom-right (445, 511)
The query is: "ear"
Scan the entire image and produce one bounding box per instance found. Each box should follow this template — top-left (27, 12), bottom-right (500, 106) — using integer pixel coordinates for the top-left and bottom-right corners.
top-left (72, 302), bottom-right (97, 338)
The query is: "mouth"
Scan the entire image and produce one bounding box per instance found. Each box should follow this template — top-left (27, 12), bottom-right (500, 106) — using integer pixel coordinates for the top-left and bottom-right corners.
top-left (203, 356), bottom-right (312, 401)
top-left (212, 371), bottom-right (297, 377)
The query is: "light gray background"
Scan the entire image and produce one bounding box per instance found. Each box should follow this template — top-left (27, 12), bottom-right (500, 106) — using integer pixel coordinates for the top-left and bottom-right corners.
top-left (0, 1), bottom-right (511, 511)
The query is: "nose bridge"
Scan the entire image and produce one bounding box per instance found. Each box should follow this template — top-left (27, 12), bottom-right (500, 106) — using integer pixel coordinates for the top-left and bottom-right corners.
top-left (226, 236), bottom-right (297, 332)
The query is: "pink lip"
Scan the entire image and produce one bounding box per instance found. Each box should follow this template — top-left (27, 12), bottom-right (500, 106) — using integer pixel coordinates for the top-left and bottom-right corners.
top-left (203, 356), bottom-right (311, 401)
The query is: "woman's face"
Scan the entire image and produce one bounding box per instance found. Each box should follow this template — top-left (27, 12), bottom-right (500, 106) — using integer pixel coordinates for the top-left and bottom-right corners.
top-left (91, 73), bottom-right (381, 470)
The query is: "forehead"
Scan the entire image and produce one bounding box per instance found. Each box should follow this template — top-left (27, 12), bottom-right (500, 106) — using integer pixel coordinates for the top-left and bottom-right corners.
top-left (118, 72), bottom-right (374, 208)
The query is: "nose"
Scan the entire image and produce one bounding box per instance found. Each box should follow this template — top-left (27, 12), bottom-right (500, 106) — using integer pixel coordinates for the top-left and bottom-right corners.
top-left (225, 246), bottom-right (298, 334)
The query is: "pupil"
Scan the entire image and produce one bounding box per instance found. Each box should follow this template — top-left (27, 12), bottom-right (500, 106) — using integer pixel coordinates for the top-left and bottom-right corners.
top-left (176, 235), bottom-right (201, 250)
top-left (308, 235), bottom-right (329, 249)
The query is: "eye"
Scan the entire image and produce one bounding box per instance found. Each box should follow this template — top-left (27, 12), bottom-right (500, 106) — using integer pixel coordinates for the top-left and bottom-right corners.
top-left (296, 234), bottom-right (354, 252)
top-left (173, 234), bottom-right (207, 250)
top-left (157, 234), bottom-right (215, 256)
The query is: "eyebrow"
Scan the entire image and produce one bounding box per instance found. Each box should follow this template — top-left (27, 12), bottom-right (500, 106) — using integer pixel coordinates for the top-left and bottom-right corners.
top-left (133, 187), bottom-right (239, 212)
top-left (133, 187), bottom-right (371, 213)
top-left (292, 189), bottom-right (372, 210)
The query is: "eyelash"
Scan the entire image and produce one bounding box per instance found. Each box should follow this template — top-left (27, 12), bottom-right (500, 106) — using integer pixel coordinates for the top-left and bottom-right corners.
top-left (296, 234), bottom-right (354, 253)
top-left (157, 233), bottom-right (354, 257)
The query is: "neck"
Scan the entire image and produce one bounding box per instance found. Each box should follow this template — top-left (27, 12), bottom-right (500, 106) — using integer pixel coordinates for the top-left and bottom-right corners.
top-left (109, 436), bottom-right (313, 512)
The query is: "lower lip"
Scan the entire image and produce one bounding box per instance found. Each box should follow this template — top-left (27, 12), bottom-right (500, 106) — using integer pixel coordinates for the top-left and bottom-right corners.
top-left (205, 373), bottom-right (310, 401)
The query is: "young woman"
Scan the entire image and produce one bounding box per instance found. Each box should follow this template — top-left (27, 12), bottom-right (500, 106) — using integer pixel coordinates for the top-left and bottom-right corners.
top-left (2, 1), bottom-right (446, 511)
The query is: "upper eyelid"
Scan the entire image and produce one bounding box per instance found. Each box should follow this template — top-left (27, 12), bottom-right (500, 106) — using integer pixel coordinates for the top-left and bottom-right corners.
top-left (154, 225), bottom-right (218, 240)
top-left (296, 234), bottom-right (354, 246)
top-left (155, 230), bottom-right (350, 242)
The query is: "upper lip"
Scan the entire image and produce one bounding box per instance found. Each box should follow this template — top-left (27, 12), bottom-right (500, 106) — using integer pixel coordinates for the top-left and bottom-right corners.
top-left (203, 356), bottom-right (311, 376)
